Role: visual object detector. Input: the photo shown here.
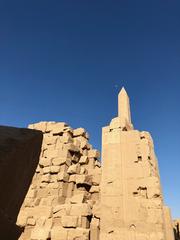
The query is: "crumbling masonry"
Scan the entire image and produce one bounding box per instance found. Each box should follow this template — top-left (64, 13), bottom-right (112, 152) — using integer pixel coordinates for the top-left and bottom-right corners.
top-left (0, 88), bottom-right (177, 240)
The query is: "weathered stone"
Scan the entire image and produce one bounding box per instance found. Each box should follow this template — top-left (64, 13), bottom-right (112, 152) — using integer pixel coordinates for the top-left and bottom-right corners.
top-left (76, 174), bottom-right (92, 186)
top-left (88, 150), bottom-right (100, 159)
top-left (64, 143), bottom-right (80, 153)
top-left (50, 165), bottom-right (60, 173)
top-left (68, 228), bottom-right (90, 240)
top-left (79, 156), bottom-right (89, 164)
top-left (31, 227), bottom-right (50, 240)
top-left (52, 156), bottom-right (71, 166)
top-left (73, 128), bottom-right (86, 137)
top-left (66, 182), bottom-right (75, 198)
top-left (70, 203), bottom-right (92, 216)
top-left (61, 215), bottom-right (78, 228)
top-left (89, 186), bottom-right (100, 193)
top-left (70, 193), bottom-right (85, 204)
top-left (51, 122), bottom-right (67, 135)
top-left (27, 217), bottom-right (36, 226)
top-left (41, 174), bottom-right (51, 183)
top-left (51, 227), bottom-right (68, 240)
top-left (57, 171), bottom-right (69, 182)
top-left (42, 166), bottom-right (51, 174)
top-left (67, 164), bottom-right (80, 174)
top-left (39, 157), bottom-right (52, 167)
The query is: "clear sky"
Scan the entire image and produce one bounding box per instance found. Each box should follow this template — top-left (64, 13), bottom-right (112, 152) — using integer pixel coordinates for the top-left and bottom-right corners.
top-left (0, 1), bottom-right (179, 218)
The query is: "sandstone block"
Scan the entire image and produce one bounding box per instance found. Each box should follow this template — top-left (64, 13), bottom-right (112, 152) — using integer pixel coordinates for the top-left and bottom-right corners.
top-left (76, 174), bottom-right (92, 186)
top-left (43, 167), bottom-right (51, 174)
top-left (70, 193), bottom-right (85, 204)
top-left (81, 216), bottom-right (90, 229)
top-left (67, 164), bottom-right (80, 174)
top-left (73, 128), bottom-right (86, 137)
top-left (16, 212), bottom-right (28, 227)
top-left (57, 171), bottom-right (69, 182)
top-left (70, 203), bottom-right (92, 216)
top-left (26, 189), bottom-right (37, 198)
top-left (51, 227), bottom-right (68, 240)
top-left (59, 182), bottom-right (68, 197)
top-left (60, 164), bottom-right (68, 172)
top-left (68, 228), bottom-right (90, 240)
top-left (64, 143), bottom-right (80, 153)
top-left (80, 166), bottom-right (87, 174)
top-left (73, 138), bottom-right (81, 148)
top-left (30, 122), bottom-right (47, 132)
top-left (50, 166), bottom-right (60, 173)
top-left (48, 182), bottom-right (59, 189)
top-left (69, 174), bottom-right (76, 182)
top-left (88, 149), bottom-right (100, 159)
top-left (27, 217), bottom-right (36, 226)
top-left (61, 134), bottom-right (73, 144)
top-left (79, 156), bottom-right (89, 164)
top-left (50, 122), bottom-right (67, 135)
top-left (61, 215), bottom-right (78, 228)
top-left (89, 186), bottom-right (100, 193)
top-left (53, 204), bottom-right (71, 217)
top-left (44, 136), bottom-right (58, 145)
top-left (40, 196), bottom-right (54, 206)
top-left (67, 182), bottom-right (75, 198)
top-left (92, 173), bottom-right (101, 186)
top-left (44, 149), bottom-right (59, 159)
top-left (39, 157), bottom-right (52, 167)
top-left (31, 206), bottom-right (53, 219)
top-left (52, 156), bottom-right (71, 166)
top-left (41, 174), bottom-right (51, 183)
top-left (92, 203), bottom-right (101, 219)
top-left (31, 227), bottom-right (50, 240)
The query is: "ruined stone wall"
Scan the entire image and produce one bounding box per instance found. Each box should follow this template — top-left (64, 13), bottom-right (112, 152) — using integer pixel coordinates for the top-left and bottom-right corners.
top-left (13, 89), bottom-right (176, 240)
top-left (17, 122), bottom-right (101, 240)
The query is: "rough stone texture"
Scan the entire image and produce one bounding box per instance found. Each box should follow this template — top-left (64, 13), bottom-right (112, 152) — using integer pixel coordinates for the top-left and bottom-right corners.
top-left (17, 121), bottom-right (101, 240)
top-left (0, 126), bottom-right (42, 240)
top-left (100, 88), bottom-right (174, 240)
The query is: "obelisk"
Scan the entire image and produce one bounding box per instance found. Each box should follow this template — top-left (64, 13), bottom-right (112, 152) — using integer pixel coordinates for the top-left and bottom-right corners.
top-left (100, 87), bottom-right (171, 240)
top-left (118, 87), bottom-right (132, 123)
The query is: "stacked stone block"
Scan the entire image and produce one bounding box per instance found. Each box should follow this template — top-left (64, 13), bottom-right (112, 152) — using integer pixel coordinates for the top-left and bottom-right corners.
top-left (17, 122), bottom-right (101, 240)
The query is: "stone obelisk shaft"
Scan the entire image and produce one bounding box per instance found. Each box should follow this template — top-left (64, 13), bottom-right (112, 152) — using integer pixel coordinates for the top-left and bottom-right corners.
top-left (118, 87), bottom-right (132, 124)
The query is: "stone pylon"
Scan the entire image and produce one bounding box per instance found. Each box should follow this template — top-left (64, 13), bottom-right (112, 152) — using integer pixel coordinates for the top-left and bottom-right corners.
top-left (100, 87), bottom-right (174, 240)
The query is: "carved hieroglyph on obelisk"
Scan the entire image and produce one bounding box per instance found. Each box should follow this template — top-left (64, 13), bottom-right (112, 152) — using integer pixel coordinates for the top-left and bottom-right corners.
top-left (100, 87), bottom-right (174, 240)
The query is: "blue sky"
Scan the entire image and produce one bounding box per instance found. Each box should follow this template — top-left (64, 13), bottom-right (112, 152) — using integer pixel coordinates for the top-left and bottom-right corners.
top-left (0, 1), bottom-right (180, 218)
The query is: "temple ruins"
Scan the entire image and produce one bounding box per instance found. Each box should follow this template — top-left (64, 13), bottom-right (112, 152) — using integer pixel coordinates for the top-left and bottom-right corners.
top-left (0, 88), bottom-right (177, 239)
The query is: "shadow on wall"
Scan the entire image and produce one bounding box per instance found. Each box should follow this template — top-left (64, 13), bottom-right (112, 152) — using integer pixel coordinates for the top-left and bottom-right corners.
top-left (174, 222), bottom-right (180, 240)
top-left (0, 126), bottom-right (43, 240)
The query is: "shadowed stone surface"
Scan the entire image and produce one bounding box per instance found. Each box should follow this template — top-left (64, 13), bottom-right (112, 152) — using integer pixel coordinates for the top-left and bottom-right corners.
top-left (0, 126), bottom-right (43, 239)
